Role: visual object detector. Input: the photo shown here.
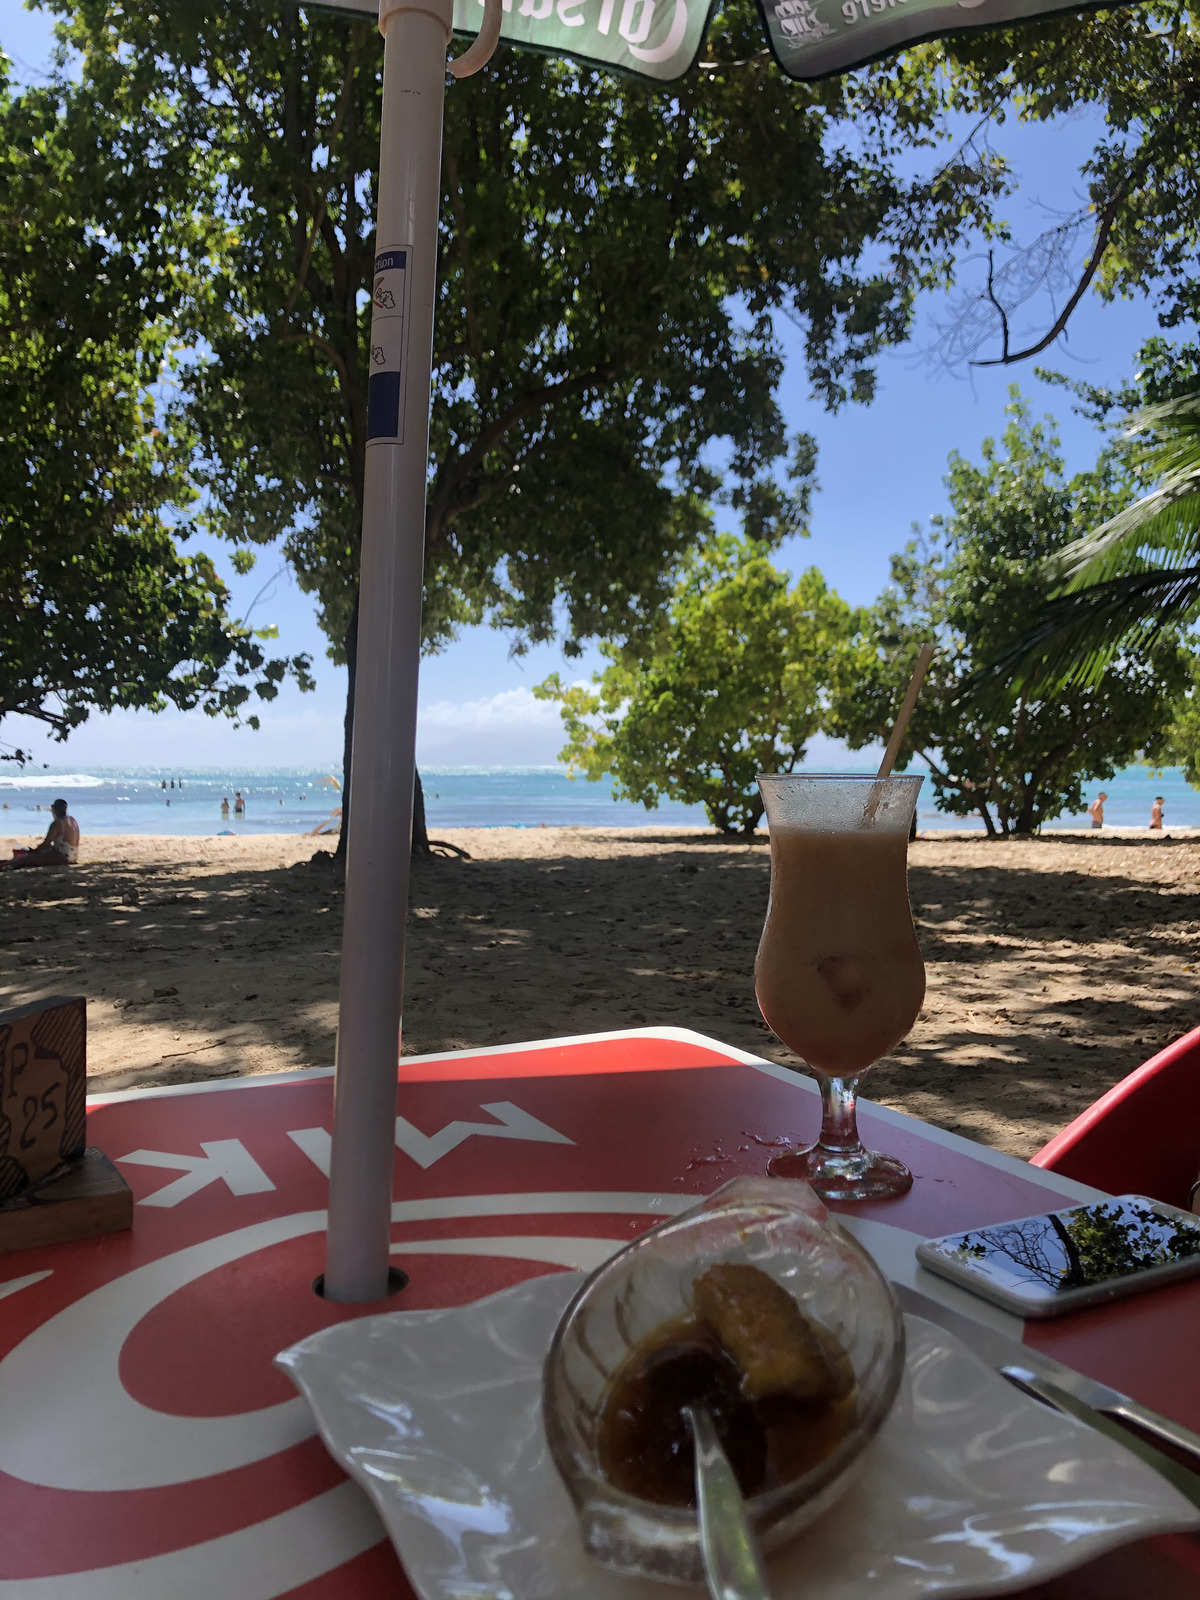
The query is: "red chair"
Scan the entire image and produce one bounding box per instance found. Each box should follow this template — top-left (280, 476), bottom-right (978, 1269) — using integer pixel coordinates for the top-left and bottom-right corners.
top-left (1031, 1024), bottom-right (1200, 1210)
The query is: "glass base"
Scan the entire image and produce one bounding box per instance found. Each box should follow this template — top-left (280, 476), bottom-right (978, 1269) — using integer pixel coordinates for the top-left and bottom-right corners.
top-left (767, 1144), bottom-right (913, 1202)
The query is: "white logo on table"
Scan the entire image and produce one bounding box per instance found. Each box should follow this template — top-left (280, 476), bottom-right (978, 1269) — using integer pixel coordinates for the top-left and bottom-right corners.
top-left (395, 1100), bottom-right (574, 1169)
top-left (115, 1103), bottom-right (573, 1205)
top-left (292, 1101), bottom-right (574, 1176)
top-left (117, 1139), bottom-right (275, 1207)
top-left (0, 1193), bottom-right (683, 1493)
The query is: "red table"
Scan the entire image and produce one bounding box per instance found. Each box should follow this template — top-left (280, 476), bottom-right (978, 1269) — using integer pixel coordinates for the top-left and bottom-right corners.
top-left (3, 1026), bottom-right (1199, 1598)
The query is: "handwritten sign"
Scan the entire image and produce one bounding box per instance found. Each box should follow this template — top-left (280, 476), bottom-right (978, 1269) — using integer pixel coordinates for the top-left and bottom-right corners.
top-left (0, 996), bottom-right (87, 1203)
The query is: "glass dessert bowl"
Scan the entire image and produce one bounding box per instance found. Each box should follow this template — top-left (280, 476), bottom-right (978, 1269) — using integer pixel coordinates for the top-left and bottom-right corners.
top-left (543, 1176), bottom-right (905, 1585)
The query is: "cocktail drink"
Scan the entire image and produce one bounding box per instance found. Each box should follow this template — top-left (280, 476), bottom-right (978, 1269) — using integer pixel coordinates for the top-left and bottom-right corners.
top-left (755, 774), bottom-right (925, 1201)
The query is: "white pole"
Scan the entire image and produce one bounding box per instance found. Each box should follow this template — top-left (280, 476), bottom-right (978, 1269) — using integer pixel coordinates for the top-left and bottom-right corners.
top-left (321, 0), bottom-right (452, 1304)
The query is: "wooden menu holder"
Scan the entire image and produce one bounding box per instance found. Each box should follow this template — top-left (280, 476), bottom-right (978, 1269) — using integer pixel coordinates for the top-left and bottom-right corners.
top-left (0, 996), bottom-right (132, 1254)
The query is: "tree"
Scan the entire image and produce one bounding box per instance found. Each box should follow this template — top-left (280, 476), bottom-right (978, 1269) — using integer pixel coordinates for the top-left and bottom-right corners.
top-left (831, 395), bottom-right (1188, 836)
top-left (47, 0), bottom-right (1006, 841)
top-left (535, 536), bottom-right (855, 834)
top-left (0, 55), bottom-right (310, 762)
top-left (1152, 652), bottom-right (1200, 788)
top-left (917, 2), bottom-right (1200, 370)
top-left (986, 385), bottom-right (1200, 689)
top-left (975, 339), bottom-right (1200, 692)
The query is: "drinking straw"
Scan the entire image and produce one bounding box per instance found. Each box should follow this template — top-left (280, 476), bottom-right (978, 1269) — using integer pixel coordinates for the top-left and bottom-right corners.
top-left (877, 643), bottom-right (936, 779)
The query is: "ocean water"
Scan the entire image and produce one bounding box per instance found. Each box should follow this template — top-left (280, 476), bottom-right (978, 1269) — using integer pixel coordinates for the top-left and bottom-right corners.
top-left (0, 763), bottom-right (1193, 837)
top-left (0, 766), bottom-right (708, 837)
top-left (916, 762), bottom-right (1198, 833)
top-left (0, 768), bottom-right (348, 838)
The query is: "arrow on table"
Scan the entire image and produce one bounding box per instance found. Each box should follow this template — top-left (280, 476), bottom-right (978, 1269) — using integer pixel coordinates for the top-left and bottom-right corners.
top-left (116, 1140), bottom-right (276, 1207)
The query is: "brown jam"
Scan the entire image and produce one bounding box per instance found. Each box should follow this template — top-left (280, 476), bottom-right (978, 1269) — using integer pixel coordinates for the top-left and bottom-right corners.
top-left (597, 1318), bottom-right (767, 1504)
top-left (596, 1264), bottom-right (855, 1509)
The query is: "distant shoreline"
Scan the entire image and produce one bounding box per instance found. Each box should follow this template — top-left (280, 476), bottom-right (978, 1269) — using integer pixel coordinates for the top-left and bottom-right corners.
top-left (0, 763), bottom-right (1194, 833)
top-left (5, 822), bottom-right (1198, 847)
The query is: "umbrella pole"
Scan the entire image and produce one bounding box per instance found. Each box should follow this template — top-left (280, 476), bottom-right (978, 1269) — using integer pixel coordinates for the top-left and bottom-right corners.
top-left (321, 0), bottom-right (451, 1304)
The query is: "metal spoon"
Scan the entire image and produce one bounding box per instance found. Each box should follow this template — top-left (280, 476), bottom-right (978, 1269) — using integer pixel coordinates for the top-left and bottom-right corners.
top-left (685, 1404), bottom-right (772, 1600)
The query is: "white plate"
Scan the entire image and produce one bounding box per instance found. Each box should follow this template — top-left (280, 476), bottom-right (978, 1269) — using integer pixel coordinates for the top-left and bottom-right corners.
top-left (277, 1271), bottom-right (1200, 1599)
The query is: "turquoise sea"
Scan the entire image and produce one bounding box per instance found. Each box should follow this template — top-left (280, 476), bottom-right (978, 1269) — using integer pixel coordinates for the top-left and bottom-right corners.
top-left (0, 763), bottom-right (1194, 837)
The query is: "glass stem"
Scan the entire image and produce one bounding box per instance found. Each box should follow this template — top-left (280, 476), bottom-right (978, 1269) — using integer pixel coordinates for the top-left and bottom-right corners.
top-left (816, 1074), bottom-right (865, 1154)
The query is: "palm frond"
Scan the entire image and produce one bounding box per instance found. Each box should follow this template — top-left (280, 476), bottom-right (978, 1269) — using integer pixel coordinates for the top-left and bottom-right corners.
top-left (1124, 390), bottom-right (1200, 443)
top-left (1049, 390), bottom-right (1200, 586)
top-left (980, 565), bottom-right (1200, 692)
top-left (1056, 486), bottom-right (1200, 583)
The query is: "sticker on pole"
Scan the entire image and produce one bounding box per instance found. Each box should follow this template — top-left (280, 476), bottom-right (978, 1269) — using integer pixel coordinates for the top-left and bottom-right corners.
top-left (367, 247), bottom-right (409, 444)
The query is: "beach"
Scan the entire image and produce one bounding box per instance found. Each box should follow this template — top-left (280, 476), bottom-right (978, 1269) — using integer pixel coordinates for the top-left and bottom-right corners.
top-left (2, 760), bottom-right (1198, 833)
top-left (2, 826), bottom-right (1197, 1159)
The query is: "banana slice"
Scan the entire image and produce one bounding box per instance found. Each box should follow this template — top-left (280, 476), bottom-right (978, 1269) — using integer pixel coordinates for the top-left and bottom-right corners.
top-left (693, 1262), bottom-right (841, 1405)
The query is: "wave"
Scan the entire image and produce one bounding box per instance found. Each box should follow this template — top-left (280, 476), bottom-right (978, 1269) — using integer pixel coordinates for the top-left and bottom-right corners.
top-left (0, 772), bottom-right (104, 790)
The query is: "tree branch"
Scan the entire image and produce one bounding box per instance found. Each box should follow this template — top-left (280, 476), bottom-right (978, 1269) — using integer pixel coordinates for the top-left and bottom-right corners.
top-left (274, 330), bottom-right (350, 388)
top-left (969, 118), bottom-right (1173, 370)
top-left (282, 37), bottom-right (362, 324)
top-left (443, 149), bottom-right (483, 366)
top-left (972, 177), bottom-right (1131, 367)
top-left (426, 365), bottom-right (620, 542)
top-left (981, 250), bottom-right (1011, 364)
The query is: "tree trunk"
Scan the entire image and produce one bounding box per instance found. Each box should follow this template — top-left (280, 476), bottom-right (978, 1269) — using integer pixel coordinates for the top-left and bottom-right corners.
top-left (335, 592), bottom-right (359, 863)
top-left (741, 797), bottom-right (764, 836)
top-left (977, 804), bottom-right (998, 840)
top-left (335, 595), bottom-right (455, 863)
top-left (1014, 785), bottom-right (1038, 836)
top-left (412, 768), bottom-right (431, 857)
top-left (1048, 1210), bottom-right (1087, 1289)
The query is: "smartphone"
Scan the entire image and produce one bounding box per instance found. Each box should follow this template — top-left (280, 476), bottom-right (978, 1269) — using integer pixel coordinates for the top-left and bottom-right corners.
top-left (916, 1195), bottom-right (1200, 1318)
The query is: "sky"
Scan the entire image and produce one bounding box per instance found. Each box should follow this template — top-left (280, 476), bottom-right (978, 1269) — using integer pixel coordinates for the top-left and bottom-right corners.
top-left (2, 4), bottom-right (1182, 773)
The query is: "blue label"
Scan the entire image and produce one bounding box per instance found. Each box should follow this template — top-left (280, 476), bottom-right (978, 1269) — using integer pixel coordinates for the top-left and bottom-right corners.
top-left (367, 244), bottom-right (409, 444)
top-left (367, 371), bottom-right (403, 442)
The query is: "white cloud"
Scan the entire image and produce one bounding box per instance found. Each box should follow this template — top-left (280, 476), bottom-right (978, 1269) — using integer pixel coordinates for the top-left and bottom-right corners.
top-left (1, 676), bottom-right (871, 778)
top-left (418, 686), bottom-right (561, 731)
top-left (0, 682), bottom-right (578, 773)
top-left (416, 687), bottom-right (568, 766)
top-left (0, 698), bottom-right (347, 770)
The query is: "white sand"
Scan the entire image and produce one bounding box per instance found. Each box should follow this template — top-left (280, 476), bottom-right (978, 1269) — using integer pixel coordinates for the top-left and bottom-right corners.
top-left (2, 827), bottom-right (1197, 1157)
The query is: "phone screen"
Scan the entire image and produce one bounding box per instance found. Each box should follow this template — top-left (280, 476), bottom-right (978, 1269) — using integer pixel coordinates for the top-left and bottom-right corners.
top-left (923, 1198), bottom-right (1200, 1305)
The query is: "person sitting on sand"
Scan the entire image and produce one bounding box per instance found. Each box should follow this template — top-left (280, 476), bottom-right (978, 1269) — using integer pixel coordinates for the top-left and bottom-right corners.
top-left (1088, 792), bottom-right (1107, 829)
top-left (1151, 796), bottom-right (1165, 830)
top-left (3, 798), bottom-right (79, 869)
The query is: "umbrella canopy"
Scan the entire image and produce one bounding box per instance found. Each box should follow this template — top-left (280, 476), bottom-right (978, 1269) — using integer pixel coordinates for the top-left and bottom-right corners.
top-left (321, 0), bottom-right (1142, 82)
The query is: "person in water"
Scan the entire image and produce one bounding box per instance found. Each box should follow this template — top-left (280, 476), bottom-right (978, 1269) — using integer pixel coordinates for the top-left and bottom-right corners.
top-left (3, 798), bottom-right (80, 869)
top-left (221, 796), bottom-right (230, 817)
top-left (234, 791), bottom-right (245, 815)
top-left (1087, 792), bottom-right (1107, 829)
